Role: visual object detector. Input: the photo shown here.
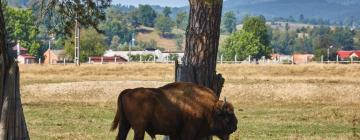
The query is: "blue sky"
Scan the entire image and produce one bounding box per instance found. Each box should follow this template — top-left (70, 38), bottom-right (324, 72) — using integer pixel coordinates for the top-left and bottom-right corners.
top-left (112, 0), bottom-right (188, 7)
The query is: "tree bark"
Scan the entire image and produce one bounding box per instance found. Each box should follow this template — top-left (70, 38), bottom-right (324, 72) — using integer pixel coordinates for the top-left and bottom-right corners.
top-left (176, 0), bottom-right (224, 97)
top-left (0, 2), bottom-right (30, 139)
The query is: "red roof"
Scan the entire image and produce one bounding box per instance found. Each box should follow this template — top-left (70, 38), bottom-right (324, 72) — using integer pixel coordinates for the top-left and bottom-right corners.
top-left (337, 51), bottom-right (353, 59)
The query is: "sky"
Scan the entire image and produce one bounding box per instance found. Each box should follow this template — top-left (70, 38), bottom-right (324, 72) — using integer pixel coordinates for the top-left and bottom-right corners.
top-left (112, 0), bottom-right (188, 7)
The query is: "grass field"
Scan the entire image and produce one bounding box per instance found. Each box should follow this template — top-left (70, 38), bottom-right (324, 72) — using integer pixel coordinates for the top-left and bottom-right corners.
top-left (19, 64), bottom-right (360, 140)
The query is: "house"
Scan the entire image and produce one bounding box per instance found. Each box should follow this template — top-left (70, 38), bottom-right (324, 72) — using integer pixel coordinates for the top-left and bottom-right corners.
top-left (271, 53), bottom-right (292, 62)
top-left (12, 43), bottom-right (37, 64)
top-left (103, 49), bottom-right (184, 62)
top-left (43, 49), bottom-right (71, 64)
top-left (337, 50), bottom-right (360, 60)
top-left (337, 51), bottom-right (353, 60)
top-left (18, 54), bottom-right (36, 64)
top-left (271, 53), bottom-right (314, 64)
top-left (293, 54), bottom-right (314, 64)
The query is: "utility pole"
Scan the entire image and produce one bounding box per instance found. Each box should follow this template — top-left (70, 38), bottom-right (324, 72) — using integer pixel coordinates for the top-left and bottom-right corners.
top-left (128, 33), bottom-right (135, 62)
top-left (74, 14), bottom-right (80, 66)
top-left (327, 45), bottom-right (333, 64)
top-left (48, 33), bottom-right (55, 64)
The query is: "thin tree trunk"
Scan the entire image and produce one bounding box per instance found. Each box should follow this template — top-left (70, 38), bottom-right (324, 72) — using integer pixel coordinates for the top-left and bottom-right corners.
top-left (0, 2), bottom-right (29, 139)
top-left (176, 0), bottom-right (224, 97)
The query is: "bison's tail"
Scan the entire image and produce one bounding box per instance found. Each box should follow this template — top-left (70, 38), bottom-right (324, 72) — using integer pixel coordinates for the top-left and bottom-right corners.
top-left (110, 89), bottom-right (130, 131)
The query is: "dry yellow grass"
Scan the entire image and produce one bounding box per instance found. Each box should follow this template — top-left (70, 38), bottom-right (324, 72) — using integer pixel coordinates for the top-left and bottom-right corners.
top-left (20, 64), bottom-right (360, 104)
top-left (19, 64), bottom-right (360, 139)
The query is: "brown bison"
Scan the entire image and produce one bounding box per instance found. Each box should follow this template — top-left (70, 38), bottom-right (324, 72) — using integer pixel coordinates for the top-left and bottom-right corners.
top-left (110, 82), bottom-right (237, 140)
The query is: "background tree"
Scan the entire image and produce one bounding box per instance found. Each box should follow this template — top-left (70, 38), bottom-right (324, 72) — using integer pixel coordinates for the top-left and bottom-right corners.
top-left (137, 4), bottom-right (157, 27)
top-left (242, 16), bottom-right (271, 58)
top-left (64, 28), bottom-right (106, 62)
top-left (162, 6), bottom-right (171, 17)
top-left (155, 15), bottom-right (174, 37)
top-left (221, 30), bottom-right (263, 61)
top-left (175, 0), bottom-right (224, 99)
top-left (175, 34), bottom-right (184, 51)
top-left (175, 11), bottom-right (188, 30)
top-left (1, 0), bottom-right (110, 138)
top-left (100, 14), bottom-right (134, 46)
top-left (221, 11), bottom-right (237, 33)
top-left (4, 7), bottom-right (40, 57)
top-left (110, 35), bottom-right (120, 50)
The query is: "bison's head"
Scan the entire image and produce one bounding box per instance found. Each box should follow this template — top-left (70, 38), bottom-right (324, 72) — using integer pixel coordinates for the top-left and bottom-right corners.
top-left (211, 98), bottom-right (238, 140)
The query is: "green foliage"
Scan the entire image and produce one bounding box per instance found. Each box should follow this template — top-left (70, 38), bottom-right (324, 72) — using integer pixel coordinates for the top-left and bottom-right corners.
top-left (221, 30), bottom-right (263, 61)
top-left (137, 5), bottom-right (157, 27)
top-left (4, 7), bottom-right (41, 57)
top-left (175, 12), bottom-right (188, 30)
top-left (38, 0), bottom-right (110, 35)
top-left (270, 25), bottom-right (356, 61)
top-left (110, 36), bottom-right (120, 50)
top-left (162, 7), bottom-right (171, 17)
top-left (222, 11), bottom-right (237, 33)
top-left (330, 27), bottom-right (354, 50)
top-left (175, 34), bottom-right (184, 51)
top-left (129, 54), bottom-right (158, 61)
top-left (29, 41), bottom-right (40, 57)
top-left (64, 28), bottom-right (106, 62)
top-left (155, 15), bottom-right (174, 36)
top-left (169, 54), bottom-right (179, 61)
top-left (101, 19), bottom-right (134, 46)
top-left (242, 16), bottom-right (271, 58)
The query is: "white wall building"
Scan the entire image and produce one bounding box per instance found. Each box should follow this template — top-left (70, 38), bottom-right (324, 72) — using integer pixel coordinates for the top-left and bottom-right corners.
top-left (104, 50), bottom-right (184, 62)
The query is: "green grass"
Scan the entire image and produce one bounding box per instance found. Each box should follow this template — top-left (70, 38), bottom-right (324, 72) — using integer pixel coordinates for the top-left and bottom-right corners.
top-left (23, 102), bottom-right (360, 140)
top-left (20, 64), bottom-right (360, 139)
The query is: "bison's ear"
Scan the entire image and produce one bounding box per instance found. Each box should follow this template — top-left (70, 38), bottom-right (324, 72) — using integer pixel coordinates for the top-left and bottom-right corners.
top-left (214, 101), bottom-right (225, 115)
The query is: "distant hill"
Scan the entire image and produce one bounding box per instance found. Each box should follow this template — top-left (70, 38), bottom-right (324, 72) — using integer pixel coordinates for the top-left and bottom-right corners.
top-left (223, 0), bottom-right (360, 22)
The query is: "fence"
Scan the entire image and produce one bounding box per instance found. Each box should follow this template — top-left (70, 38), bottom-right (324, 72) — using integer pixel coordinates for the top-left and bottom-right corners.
top-left (25, 55), bottom-right (360, 65)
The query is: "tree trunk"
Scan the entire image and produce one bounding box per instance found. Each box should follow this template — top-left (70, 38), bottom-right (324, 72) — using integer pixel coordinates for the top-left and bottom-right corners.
top-left (0, 2), bottom-right (30, 139)
top-left (176, 0), bottom-right (224, 97)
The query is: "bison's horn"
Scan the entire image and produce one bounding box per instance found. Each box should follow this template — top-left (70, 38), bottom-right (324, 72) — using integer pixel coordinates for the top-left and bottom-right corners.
top-left (222, 97), bottom-right (227, 108)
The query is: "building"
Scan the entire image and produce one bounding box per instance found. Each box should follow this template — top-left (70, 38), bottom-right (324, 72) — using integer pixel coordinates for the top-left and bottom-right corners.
top-left (271, 53), bottom-right (292, 62)
top-left (43, 49), bottom-right (71, 64)
top-left (12, 43), bottom-right (37, 64)
top-left (103, 49), bottom-right (184, 62)
top-left (272, 53), bottom-right (314, 64)
top-left (18, 54), bottom-right (36, 64)
top-left (293, 54), bottom-right (314, 64)
top-left (337, 50), bottom-right (360, 60)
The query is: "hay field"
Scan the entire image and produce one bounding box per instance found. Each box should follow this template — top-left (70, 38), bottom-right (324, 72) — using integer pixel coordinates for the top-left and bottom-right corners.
top-left (19, 64), bottom-right (360, 139)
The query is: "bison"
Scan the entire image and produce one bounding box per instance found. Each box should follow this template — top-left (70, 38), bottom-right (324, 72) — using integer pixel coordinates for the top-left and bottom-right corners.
top-left (110, 82), bottom-right (237, 140)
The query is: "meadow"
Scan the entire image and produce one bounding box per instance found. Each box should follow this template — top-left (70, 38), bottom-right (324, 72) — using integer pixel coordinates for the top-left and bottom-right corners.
top-left (19, 63), bottom-right (360, 140)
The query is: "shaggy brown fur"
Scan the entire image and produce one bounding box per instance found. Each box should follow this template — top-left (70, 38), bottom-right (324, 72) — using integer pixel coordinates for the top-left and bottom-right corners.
top-left (111, 82), bottom-right (237, 140)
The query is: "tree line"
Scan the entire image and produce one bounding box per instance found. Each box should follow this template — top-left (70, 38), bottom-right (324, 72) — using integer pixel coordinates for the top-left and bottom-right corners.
top-left (4, 4), bottom-right (191, 62)
top-left (6, 4), bottom-right (360, 62)
top-left (220, 14), bottom-right (360, 61)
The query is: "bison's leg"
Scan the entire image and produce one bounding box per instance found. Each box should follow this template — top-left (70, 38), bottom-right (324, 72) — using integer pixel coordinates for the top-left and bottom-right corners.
top-left (133, 129), bottom-right (145, 140)
top-left (169, 135), bottom-right (181, 140)
top-left (117, 119), bottom-right (130, 140)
